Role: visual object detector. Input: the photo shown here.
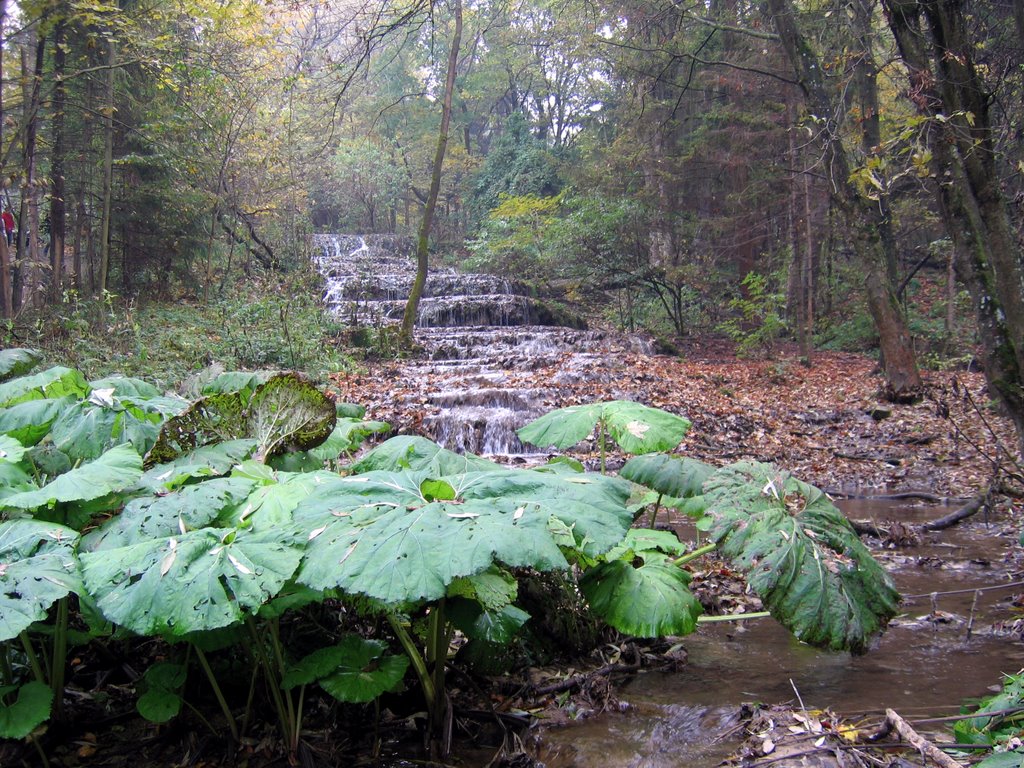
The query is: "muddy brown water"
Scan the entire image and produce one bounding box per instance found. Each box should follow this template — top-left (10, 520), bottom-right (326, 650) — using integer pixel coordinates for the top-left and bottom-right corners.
top-left (530, 499), bottom-right (1024, 767)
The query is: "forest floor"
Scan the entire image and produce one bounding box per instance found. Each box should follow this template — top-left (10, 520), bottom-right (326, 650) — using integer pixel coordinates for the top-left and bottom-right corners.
top-left (330, 340), bottom-right (1022, 500)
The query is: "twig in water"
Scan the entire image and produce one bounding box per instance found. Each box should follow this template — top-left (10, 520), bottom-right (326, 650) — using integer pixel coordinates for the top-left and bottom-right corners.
top-left (790, 678), bottom-right (810, 724)
top-left (965, 589), bottom-right (981, 641)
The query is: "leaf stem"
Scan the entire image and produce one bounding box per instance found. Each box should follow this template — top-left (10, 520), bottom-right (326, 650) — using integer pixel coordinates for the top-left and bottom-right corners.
top-left (51, 598), bottom-right (69, 720)
top-left (268, 619), bottom-right (298, 748)
top-left (243, 618), bottom-right (292, 748)
top-left (193, 643), bottom-right (240, 742)
top-left (2, 644), bottom-right (14, 687)
top-left (181, 697), bottom-right (219, 737)
top-left (19, 632), bottom-right (46, 685)
top-left (671, 542), bottom-right (717, 566)
top-left (294, 685), bottom-right (306, 753)
top-left (387, 613), bottom-right (435, 708)
top-left (30, 732), bottom-right (50, 768)
top-left (648, 493), bottom-right (663, 529)
top-left (697, 611), bottom-right (771, 623)
top-left (241, 661), bottom-right (259, 738)
top-left (598, 420), bottom-right (607, 475)
top-left (427, 600), bottom-right (449, 735)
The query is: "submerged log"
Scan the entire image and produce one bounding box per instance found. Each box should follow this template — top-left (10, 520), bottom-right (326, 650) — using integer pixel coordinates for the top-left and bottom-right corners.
top-left (922, 488), bottom-right (988, 531)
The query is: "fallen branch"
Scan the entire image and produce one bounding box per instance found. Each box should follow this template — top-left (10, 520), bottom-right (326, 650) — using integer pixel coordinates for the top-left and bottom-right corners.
top-left (848, 519), bottom-right (884, 537)
top-left (826, 489), bottom-right (961, 503)
top-left (833, 450), bottom-right (900, 463)
top-left (922, 488), bottom-right (988, 531)
top-left (530, 661), bottom-right (639, 696)
top-left (881, 708), bottom-right (966, 768)
top-left (848, 487), bottom-right (990, 538)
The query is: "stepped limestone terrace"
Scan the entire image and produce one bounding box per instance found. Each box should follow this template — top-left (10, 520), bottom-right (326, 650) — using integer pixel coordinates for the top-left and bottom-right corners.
top-left (313, 233), bottom-right (652, 455)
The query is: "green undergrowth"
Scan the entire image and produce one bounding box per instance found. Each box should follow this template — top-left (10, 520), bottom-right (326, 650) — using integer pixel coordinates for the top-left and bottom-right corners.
top-left (815, 273), bottom-right (978, 370)
top-left (3, 268), bottom-right (352, 389)
top-left (953, 670), bottom-right (1024, 767)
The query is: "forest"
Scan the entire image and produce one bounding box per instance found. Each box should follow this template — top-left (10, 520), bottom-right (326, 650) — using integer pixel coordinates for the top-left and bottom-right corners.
top-left (1, 0), bottom-right (1024, 766)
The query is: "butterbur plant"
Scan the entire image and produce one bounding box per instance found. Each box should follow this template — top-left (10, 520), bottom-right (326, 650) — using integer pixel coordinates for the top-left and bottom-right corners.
top-left (0, 356), bottom-right (901, 763)
top-left (517, 399), bottom-right (692, 472)
top-left (518, 404), bottom-right (900, 652)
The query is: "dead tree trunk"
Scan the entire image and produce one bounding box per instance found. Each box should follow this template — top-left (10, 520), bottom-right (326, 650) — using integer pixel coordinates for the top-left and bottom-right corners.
top-left (400, 0), bottom-right (462, 348)
top-left (768, 0), bottom-right (922, 399)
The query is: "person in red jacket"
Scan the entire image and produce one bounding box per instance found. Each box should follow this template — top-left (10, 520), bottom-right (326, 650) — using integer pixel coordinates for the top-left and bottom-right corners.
top-left (1, 209), bottom-right (13, 247)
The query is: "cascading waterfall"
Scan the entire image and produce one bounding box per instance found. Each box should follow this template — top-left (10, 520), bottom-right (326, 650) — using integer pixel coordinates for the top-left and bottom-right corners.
top-left (313, 233), bottom-right (650, 456)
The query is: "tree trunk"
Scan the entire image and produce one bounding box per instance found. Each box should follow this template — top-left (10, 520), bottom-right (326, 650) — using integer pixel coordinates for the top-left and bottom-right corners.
top-left (400, 0), bottom-right (463, 348)
top-left (786, 99), bottom-right (803, 340)
top-left (16, 33), bottom-right (46, 312)
top-left (853, 0), bottom-right (900, 291)
top-left (767, 0), bottom-right (922, 398)
top-left (49, 14), bottom-right (67, 303)
top-left (885, 0), bottom-right (1024, 449)
top-left (99, 37), bottom-right (116, 295)
top-left (73, 78), bottom-right (94, 294)
top-left (802, 163), bottom-right (815, 363)
top-left (0, 0), bottom-right (9, 318)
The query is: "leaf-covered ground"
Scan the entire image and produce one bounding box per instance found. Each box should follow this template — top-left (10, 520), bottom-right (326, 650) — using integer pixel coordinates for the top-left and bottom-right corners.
top-left (330, 342), bottom-right (1020, 498)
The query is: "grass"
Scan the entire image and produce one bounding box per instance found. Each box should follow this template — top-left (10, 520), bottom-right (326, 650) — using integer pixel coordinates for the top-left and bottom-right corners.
top-left (3, 267), bottom-right (354, 390)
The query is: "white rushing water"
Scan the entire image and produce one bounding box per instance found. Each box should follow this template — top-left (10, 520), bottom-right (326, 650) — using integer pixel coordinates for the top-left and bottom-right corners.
top-left (312, 233), bottom-right (650, 456)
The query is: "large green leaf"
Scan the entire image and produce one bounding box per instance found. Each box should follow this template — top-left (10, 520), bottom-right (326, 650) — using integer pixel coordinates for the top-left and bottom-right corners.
top-left (282, 635), bottom-right (409, 703)
top-left (0, 397), bottom-right (75, 446)
top-left (702, 461), bottom-right (900, 653)
top-left (456, 469), bottom-right (634, 557)
top-left (0, 681), bottom-right (53, 738)
top-left (89, 375), bottom-right (163, 400)
top-left (348, 435), bottom-right (500, 474)
top-left (137, 439), bottom-right (259, 491)
top-left (603, 528), bottom-right (690, 561)
top-left (309, 417), bottom-right (391, 461)
top-left (293, 467), bottom-right (633, 605)
top-left (954, 671), bottom-right (1024, 746)
top-left (517, 400), bottom-right (691, 455)
top-left (1, 444), bottom-right (143, 515)
top-left (0, 467), bottom-right (32, 498)
top-left (0, 435), bottom-right (27, 467)
top-left (0, 348), bottom-right (42, 383)
top-left (80, 477), bottom-right (256, 552)
top-left (246, 372), bottom-right (337, 459)
top-left (0, 366), bottom-right (90, 407)
top-left (447, 567), bottom-right (518, 611)
top-left (218, 469), bottom-right (334, 531)
top-left (335, 402), bottom-right (367, 419)
top-left (581, 559), bottom-right (702, 637)
top-left (200, 370), bottom-right (275, 399)
top-left (146, 373), bottom-right (335, 465)
top-left (448, 600), bottom-right (530, 643)
top-left (447, 568), bottom-right (528, 643)
top-left (620, 454), bottom-right (714, 498)
top-left (80, 523), bottom-right (304, 636)
top-left (0, 519), bottom-right (81, 641)
top-left (49, 398), bottom-right (166, 463)
top-left (145, 392), bottom-right (247, 466)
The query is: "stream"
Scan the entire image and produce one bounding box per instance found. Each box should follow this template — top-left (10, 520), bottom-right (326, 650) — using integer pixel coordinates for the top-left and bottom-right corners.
top-left (313, 234), bottom-right (1024, 766)
top-left (531, 500), bottom-right (1024, 767)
